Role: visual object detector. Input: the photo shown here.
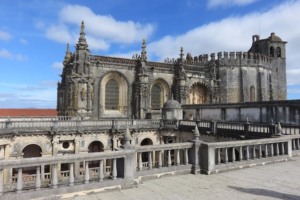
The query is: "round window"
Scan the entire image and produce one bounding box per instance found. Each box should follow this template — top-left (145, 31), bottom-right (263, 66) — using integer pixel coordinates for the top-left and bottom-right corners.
top-left (62, 142), bottom-right (70, 149)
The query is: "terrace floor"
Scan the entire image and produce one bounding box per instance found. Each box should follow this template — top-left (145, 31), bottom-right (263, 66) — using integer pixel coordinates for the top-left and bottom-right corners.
top-left (62, 156), bottom-right (300, 200)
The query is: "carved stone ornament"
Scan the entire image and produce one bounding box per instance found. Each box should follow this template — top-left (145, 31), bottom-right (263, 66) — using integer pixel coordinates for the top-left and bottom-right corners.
top-left (180, 86), bottom-right (188, 100)
top-left (140, 83), bottom-right (150, 97)
top-left (80, 87), bottom-right (86, 101)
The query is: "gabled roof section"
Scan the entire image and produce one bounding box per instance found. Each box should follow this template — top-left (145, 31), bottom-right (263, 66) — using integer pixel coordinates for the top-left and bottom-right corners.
top-left (0, 109), bottom-right (57, 117)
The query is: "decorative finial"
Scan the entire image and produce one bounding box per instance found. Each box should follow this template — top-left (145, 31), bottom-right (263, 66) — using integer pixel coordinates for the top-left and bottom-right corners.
top-left (141, 39), bottom-right (147, 62)
top-left (63, 43), bottom-right (72, 66)
top-left (124, 127), bottom-right (132, 146)
top-left (180, 47), bottom-right (184, 61)
top-left (76, 20), bottom-right (88, 50)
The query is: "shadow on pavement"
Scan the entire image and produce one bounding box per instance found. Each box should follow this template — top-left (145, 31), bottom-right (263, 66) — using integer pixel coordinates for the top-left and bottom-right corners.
top-left (228, 186), bottom-right (300, 200)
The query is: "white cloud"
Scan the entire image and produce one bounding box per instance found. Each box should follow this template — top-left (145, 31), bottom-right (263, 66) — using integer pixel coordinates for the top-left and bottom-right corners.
top-left (207, 0), bottom-right (258, 8)
top-left (0, 82), bottom-right (57, 108)
top-left (44, 4), bottom-right (155, 51)
top-left (146, 1), bottom-right (300, 87)
top-left (19, 38), bottom-right (28, 45)
top-left (0, 48), bottom-right (28, 61)
top-left (51, 61), bottom-right (63, 70)
top-left (0, 30), bottom-right (12, 41)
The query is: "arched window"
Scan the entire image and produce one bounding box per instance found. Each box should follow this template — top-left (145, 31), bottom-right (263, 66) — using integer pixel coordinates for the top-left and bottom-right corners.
top-left (250, 86), bottom-right (255, 102)
top-left (270, 46), bottom-right (275, 57)
top-left (105, 79), bottom-right (119, 110)
top-left (151, 84), bottom-right (161, 109)
top-left (276, 47), bottom-right (281, 58)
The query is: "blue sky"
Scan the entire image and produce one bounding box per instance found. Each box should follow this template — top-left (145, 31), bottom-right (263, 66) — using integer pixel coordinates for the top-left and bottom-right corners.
top-left (0, 0), bottom-right (300, 108)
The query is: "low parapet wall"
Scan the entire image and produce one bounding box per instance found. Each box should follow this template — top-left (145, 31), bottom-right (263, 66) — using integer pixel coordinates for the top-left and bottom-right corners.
top-left (183, 100), bottom-right (300, 125)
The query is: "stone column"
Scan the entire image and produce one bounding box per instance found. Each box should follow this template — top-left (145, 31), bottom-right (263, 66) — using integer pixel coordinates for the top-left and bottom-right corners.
top-left (281, 143), bottom-right (285, 155)
top-left (99, 160), bottom-right (104, 181)
top-left (4, 144), bottom-right (10, 184)
top-left (148, 152), bottom-right (152, 170)
top-left (264, 144), bottom-right (268, 157)
top-left (259, 145), bottom-right (262, 158)
top-left (158, 151), bottom-right (162, 168)
top-left (184, 149), bottom-right (189, 165)
top-left (246, 146), bottom-right (249, 160)
top-left (84, 162), bottom-right (89, 184)
top-left (74, 138), bottom-right (80, 177)
top-left (232, 147), bottom-right (236, 162)
top-left (167, 150), bottom-right (171, 167)
top-left (16, 168), bottom-right (23, 193)
top-left (0, 146), bottom-right (4, 159)
top-left (112, 159), bottom-right (117, 180)
top-left (0, 169), bottom-right (3, 196)
top-left (217, 148), bottom-right (221, 164)
top-left (270, 144), bottom-right (274, 156)
top-left (252, 145), bottom-right (256, 159)
top-left (52, 164), bottom-right (58, 188)
top-left (239, 146), bottom-right (243, 161)
top-left (176, 149), bottom-right (180, 166)
top-left (35, 166), bottom-right (41, 191)
top-left (69, 163), bottom-right (74, 186)
top-left (138, 153), bottom-right (143, 171)
top-left (224, 148), bottom-right (228, 163)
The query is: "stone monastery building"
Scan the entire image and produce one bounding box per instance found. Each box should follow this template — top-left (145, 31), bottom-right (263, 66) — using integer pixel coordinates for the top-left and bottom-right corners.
top-left (57, 21), bottom-right (287, 119)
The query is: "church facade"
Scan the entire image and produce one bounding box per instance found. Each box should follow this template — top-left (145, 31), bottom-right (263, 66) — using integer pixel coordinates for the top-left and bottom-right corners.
top-left (57, 21), bottom-right (287, 119)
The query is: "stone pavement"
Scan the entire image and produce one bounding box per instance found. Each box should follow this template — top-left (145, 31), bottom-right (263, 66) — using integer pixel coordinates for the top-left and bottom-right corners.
top-left (64, 157), bottom-right (300, 200)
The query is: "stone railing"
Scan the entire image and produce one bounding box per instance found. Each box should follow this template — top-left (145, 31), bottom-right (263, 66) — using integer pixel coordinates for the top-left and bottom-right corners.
top-left (0, 118), bottom-right (161, 134)
top-left (199, 135), bottom-right (297, 174)
top-left (1, 135), bottom-right (300, 199)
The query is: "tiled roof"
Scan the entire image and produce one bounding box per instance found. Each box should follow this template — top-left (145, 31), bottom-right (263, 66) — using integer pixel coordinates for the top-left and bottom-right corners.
top-left (0, 109), bottom-right (57, 117)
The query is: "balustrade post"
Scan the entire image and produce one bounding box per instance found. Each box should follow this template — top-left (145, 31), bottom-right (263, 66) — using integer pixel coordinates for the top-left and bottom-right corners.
top-left (112, 159), bottom-right (117, 180)
top-left (138, 153), bottom-right (143, 171)
top-left (16, 168), bottom-right (23, 193)
top-left (184, 149), bottom-right (189, 165)
top-left (224, 148), bottom-right (228, 163)
top-left (264, 144), bottom-right (268, 157)
top-left (0, 169), bottom-right (3, 196)
top-left (217, 148), bottom-right (221, 164)
top-left (69, 163), bottom-right (74, 186)
top-left (158, 151), bottom-right (162, 168)
top-left (52, 164), bottom-right (58, 188)
top-left (99, 160), bottom-right (104, 181)
top-left (176, 149), bottom-right (180, 166)
top-left (35, 166), bottom-right (41, 190)
top-left (232, 147), bottom-right (236, 162)
top-left (148, 152), bottom-right (152, 169)
top-left (252, 145), bottom-right (256, 159)
top-left (259, 145), bottom-right (262, 158)
top-left (239, 146), bottom-right (243, 161)
top-left (292, 139), bottom-right (296, 150)
top-left (281, 143), bottom-right (285, 155)
top-left (297, 139), bottom-right (300, 150)
top-left (270, 144), bottom-right (274, 156)
top-left (84, 161), bottom-right (89, 184)
top-left (167, 150), bottom-right (172, 167)
top-left (276, 143), bottom-right (279, 155)
top-left (246, 146), bottom-right (249, 160)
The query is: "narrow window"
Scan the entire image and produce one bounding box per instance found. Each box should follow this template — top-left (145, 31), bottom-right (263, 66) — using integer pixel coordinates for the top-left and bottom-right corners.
top-left (250, 86), bottom-right (255, 102)
top-left (276, 47), bottom-right (281, 58)
top-left (105, 79), bottom-right (119, 110)
top-left (151, 84), bottom-right (161, 109)
top-left (270, 46), bottom-right (274, 57)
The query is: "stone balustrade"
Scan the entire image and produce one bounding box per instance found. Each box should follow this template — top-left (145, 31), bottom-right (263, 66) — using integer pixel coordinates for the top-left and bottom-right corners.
top-left (1, 135), bottom-right (300, 199)
top-left (199, 136), bottom-right (298, 174)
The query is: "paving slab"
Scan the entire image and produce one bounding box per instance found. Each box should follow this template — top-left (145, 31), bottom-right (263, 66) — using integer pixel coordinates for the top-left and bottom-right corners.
top-left (64, 157), bottom-right (300, 200)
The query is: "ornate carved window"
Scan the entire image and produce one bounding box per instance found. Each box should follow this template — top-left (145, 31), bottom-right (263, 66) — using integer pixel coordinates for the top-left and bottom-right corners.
top-left (189, 83), bottom-right (208, 104)
top-left (151, 84), bottom-right (161, 110)
top-left (105, 79), bottom-right (119, 110)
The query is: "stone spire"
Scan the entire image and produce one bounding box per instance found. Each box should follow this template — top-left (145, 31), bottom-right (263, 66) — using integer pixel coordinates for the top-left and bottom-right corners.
top-left (180, 47), bottom-right (184, 62)
top-left (76, 21), bottom-right (89, 50)
top-left (140, 39), bottom-right (147, 62)
top-left (63, 43), bottom-right (72, 66)
top-left (124, 127), bottom-right (132, 146)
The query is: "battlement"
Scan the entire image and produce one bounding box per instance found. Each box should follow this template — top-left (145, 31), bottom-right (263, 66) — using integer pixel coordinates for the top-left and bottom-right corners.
top-left (182, 51), bottom-right (272, 67)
